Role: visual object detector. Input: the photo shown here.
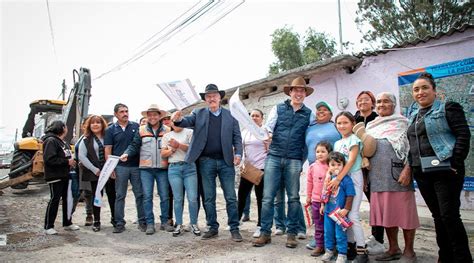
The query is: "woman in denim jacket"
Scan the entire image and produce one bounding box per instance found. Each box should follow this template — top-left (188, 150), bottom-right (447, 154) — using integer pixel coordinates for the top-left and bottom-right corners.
top-left (406, 73), bottom-right (471, 262)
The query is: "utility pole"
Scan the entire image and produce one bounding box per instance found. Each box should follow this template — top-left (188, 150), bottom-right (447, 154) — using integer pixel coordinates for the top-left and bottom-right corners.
top-left (61, 79), bottom-right (67, 100)
top-left (337, 0), bottom-right (344, 54)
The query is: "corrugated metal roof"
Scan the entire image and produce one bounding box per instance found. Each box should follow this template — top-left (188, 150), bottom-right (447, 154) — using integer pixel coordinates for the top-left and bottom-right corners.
top-left (355, 24), bottom-right (474, 58)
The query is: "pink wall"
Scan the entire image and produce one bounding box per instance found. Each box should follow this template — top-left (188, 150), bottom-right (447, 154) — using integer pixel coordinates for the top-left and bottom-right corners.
top-left (304, 29), bottom-right (474, 116)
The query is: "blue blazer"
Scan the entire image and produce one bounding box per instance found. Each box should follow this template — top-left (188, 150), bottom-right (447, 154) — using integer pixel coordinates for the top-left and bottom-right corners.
top-left (175, 107), bottom-right (242, 166)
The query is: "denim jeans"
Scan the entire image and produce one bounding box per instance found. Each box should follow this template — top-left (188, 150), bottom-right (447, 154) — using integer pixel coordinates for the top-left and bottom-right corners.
top-left (140, 168), bottom-right (169, 225)
top-left (168, 162), bottom-right (199, 225)
top-left (260, 155), bottom-right (302, 235)
top-left (114, 165), bottom-right (145, 227)
top-left (324, 212), bottom-right (347, 254)
top-left (274, 184), bottom-right (306, 233)
top-left (199, 157), bottom-right (239, 232)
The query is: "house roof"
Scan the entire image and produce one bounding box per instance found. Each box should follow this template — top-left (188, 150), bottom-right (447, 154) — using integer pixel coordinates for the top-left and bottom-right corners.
top-left (181, 24), bottom-right (473, 112)
top-left (355, 24), bottom-right (474, 58)
top-left (225, 55), bottom-right (361, 97)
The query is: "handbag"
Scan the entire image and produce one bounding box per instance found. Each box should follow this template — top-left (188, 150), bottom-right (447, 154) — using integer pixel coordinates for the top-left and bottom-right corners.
top-left (420, 156), bottom-right (451, 173)
top-left (239, 160), bottom-right (264, 185)
top-left (415, 113), bottom-right (451, 173)
top-left (239, 130), bottom-right (264, 185)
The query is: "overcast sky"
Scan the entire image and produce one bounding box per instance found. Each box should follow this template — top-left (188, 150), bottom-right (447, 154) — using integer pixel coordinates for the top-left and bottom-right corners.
top-left (1, 0), bottom-right (365, 151)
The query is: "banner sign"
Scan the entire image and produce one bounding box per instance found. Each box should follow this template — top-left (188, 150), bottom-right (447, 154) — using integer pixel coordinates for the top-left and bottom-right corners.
top-left (94, 155), bottom-right (120, 207)
top-left (398, 57), bottom-right (474, 86)
top-left (157, 79), bottom-right (200, 110)
top-left (229, 88), bottom-right (269, 141)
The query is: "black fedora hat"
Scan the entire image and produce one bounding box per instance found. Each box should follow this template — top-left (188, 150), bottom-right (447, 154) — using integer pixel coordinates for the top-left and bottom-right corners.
top-left (199, 84), bottom-right (225, 101)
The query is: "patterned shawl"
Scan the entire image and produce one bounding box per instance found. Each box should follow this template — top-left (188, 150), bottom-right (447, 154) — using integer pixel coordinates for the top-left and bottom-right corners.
top-left (366, 114), bottom-right (410, 162)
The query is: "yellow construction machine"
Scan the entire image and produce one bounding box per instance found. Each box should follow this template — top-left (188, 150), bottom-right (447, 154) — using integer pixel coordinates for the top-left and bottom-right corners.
top-left (0, 68), bottom-right (92, 190)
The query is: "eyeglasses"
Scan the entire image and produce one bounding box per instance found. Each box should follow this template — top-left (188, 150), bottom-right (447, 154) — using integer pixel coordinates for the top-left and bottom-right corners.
top-left (356, 98), bottom-right (371, 103)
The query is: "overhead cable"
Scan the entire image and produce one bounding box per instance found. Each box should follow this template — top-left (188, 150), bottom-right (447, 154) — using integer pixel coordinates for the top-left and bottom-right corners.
top-left (94, 0), bottom-right (220, 80)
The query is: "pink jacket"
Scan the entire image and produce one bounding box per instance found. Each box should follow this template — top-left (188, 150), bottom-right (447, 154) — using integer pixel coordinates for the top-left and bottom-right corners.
top-left (307, 161), bottom-right (328, 202)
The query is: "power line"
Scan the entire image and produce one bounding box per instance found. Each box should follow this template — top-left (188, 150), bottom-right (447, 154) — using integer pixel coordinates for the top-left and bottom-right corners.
top-left (153, 0), bottom-right (245, 63)
top-left (135, 0), bottom-right (204, 52)
top-left (45, 0), bottom-right (58, 61)
top-left (94, 1), bottom-right (221, 81)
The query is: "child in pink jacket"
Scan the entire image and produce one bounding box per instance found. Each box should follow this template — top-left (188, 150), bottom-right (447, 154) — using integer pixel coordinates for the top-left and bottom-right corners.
top-left (306, 141), bottom-right (332, 257)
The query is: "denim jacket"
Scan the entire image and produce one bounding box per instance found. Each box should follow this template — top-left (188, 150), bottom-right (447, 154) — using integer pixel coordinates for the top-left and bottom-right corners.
top-left (408, 99), bottom-right (455, 161)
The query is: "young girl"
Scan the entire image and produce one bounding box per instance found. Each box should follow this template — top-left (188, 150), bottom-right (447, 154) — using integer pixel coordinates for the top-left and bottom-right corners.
top-left (320, 152), bottom-right (355, 263)
top-left (306, 141), bottom-right (332, 257)
top-left (327, 111), bottom-right (367, 261)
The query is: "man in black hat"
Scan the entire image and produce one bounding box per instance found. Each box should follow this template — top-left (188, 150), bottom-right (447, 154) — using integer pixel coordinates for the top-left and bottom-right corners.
top-left (171, 84), bottom-right (243, 242)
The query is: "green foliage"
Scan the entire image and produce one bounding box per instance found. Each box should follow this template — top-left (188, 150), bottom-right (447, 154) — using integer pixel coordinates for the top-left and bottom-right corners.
top-left (269, 26), bottom-right (338, 75)
top-left (356, 0), bottom-right (474, 48)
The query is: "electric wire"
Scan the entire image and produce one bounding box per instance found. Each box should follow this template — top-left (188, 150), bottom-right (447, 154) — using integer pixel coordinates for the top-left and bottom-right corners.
top-left (153, 0), bottom-right (245, 63)
top-left (94, 0), bottom-right (220, 80)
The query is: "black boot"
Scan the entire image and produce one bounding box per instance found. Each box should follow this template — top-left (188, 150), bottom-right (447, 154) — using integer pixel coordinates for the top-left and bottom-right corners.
top-left (347, 242), bottom-right (357, 260)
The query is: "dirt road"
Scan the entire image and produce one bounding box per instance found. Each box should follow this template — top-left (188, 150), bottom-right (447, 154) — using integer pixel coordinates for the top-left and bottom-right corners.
top-left (0, 170), bottom-right (455, 262)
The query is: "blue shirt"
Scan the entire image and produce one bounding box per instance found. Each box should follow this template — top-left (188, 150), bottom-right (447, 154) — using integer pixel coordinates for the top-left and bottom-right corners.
top-left (325, 174), bottom-right (355, 214)
top-left (305, 122), bottom-right (341, 164)
top-left (104, 121), bottom-right (140, 166)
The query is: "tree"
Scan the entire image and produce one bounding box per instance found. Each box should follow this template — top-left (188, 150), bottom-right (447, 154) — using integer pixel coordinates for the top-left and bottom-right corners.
top-left (303, 28), bottom-right (337, 63)
top-left (269, 26), bottom-right (338, 75)
top-left (355, 0), bottom-right (474, 48)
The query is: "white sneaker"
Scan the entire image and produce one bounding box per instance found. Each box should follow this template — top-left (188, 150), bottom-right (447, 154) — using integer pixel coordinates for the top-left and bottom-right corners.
top-left (275, 228), bottom-right (285, 235)
top-left (321, 250), bottom-right (335, 262)
top-left (44, 228), bottom-right (57, 235)
top-left (297, 232), bottom-right (307, 240)
top-left (64, 224), bottom-right (80, 231)
top-left (365, 235), bottom-right (377, 247)
top-left (336, 254), bottom-right (347, 263)
top-left (367, 241), bottom-right (385, 255)
top-left (252, 227), bottom-right (261, 238)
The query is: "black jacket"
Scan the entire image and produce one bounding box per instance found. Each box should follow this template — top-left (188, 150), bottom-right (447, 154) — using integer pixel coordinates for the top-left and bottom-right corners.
top-left (80, 136), bottom-right (102, 182)
top-left (354, 110), bottom-right (378, 127)
top-left (42, 133), bottom-right (71, 182)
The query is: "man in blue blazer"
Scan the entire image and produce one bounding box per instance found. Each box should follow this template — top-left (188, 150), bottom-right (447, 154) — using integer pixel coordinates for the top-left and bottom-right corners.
top-left (171, 84), bottom-right (243, 242)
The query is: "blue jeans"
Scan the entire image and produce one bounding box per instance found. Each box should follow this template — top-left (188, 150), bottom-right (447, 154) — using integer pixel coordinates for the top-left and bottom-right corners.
top-left (260, 155), bottom-right (302, 235)
top-left (199, 157), bottom-right (239, 232)
top-left (114, 165), bottom-right (145, 226)
top-left (140, 168), bottom-right (169, 225)
top-left (324, 212), bottom-right (347, 254)
top-left (168, 162), bottom-right (199, 225)
top-left (274, 184), bottom-right (307, 233)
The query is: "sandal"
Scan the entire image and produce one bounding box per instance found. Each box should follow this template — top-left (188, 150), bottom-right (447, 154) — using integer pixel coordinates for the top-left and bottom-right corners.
top-left (375, 251), bottom-right (402, 261)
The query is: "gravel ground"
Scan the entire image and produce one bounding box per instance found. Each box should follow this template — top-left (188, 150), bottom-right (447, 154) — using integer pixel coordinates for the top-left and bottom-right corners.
top-left (0, 169), bottom-right (465, 262)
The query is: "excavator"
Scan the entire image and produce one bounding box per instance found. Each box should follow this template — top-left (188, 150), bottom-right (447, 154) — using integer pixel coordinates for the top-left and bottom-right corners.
top-left (0, 68), bottom-right (92, 190)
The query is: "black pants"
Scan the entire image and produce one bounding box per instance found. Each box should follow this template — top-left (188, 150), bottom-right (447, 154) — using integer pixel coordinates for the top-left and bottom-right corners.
top-left (90, 181), bottom-right (102, 223)
top-left (413, 167), bottom-right (472, 262)
top-left (104, 178), bottom-right (116, 223)
top-left (238, 176), bottom-right (264, 226)
top-left (44, 179), bottom-right (72, 229)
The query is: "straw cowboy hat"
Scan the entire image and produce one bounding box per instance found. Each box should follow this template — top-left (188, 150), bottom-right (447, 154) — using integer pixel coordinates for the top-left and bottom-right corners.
top-left (283, 76), bottom-right (314, 96)
top-left (199, 84), bottom-right (225, 101)
top-left (141, 104), bottom-right (168, 117)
